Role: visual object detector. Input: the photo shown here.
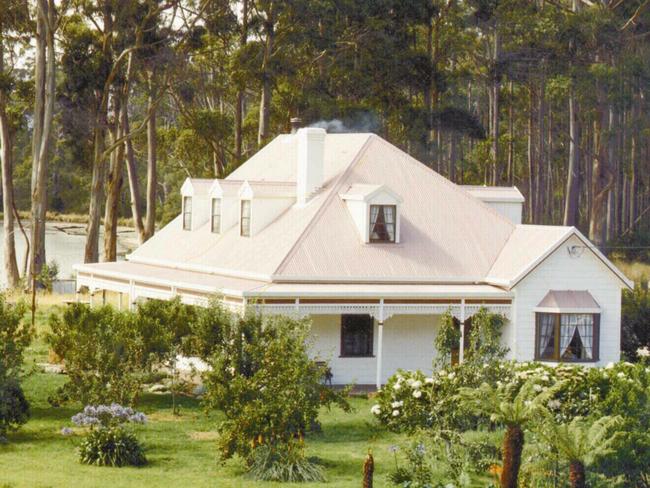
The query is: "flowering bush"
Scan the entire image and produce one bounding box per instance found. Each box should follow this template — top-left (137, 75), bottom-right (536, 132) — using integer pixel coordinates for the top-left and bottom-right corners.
top-left (69, 404), bottom-right (147, 467)
top-left (373, 361), bottom-right (650, 432)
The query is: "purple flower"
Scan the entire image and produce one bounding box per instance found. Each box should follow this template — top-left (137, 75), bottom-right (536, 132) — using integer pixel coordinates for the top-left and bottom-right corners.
top-left (60, 427), bottom-right (74, 436)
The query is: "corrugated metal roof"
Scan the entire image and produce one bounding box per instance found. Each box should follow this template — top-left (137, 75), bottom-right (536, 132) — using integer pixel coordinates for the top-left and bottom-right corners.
top-left (485, 225), bottom-right (573, 287)
top-left (75, 261), bottom-right (267, 295)
top-left (462, 185), bottom-right (525, 203)
top-left (535, 290), bottom-right (600, 312)
top-left (275, 136), bottom-right (515, 281)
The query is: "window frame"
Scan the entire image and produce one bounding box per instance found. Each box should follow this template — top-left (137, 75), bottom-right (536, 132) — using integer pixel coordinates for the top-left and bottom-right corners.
top-left (368, 204), bottom-right (397, 243)
top-left (182, 196), bottom-right (192, 231)
top-left (240, 199), bottom-right (251, 237)
top-left (534, 312), bottom-right (600, 363)
top-left (340, 314), bottom-right (374, 358)
top-left (211, 198), bottom-right (222, 234)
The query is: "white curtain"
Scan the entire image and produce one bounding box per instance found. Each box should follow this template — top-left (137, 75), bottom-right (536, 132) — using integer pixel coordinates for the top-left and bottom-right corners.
top-left (560, 315), bottom-right (577, 357)
top-left (369, 205), bottom-right (380, 238)
top-left (538, 314), bottom-right (555, 357)
top-left (575, 314), bottom-right (594, 359)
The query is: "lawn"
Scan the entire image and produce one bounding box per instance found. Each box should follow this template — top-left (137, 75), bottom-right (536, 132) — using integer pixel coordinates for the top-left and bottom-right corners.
top-left (0, 298), bottom-right (406, 488)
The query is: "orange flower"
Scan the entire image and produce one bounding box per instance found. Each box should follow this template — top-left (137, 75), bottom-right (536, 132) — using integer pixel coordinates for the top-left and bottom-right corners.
top-left (488, 464), bottom-right (503, 477)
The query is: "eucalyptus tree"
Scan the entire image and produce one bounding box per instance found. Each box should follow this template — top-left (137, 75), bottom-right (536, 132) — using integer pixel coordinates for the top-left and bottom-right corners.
top-left (0, 0), bottom-right (30, 287)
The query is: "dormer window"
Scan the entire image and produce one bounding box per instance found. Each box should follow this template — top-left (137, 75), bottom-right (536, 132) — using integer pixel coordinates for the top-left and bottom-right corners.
top-left (369, 205), bottom-right (396, 243)
top-left (211, 198), bottom-right (222, 234)
top-left (240, 200), bottom-right (251, 237)
top-left (182, 196), bottom-right (192, 230)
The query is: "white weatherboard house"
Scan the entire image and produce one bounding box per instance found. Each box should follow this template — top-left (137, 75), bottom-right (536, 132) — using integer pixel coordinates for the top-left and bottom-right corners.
top-left (74, 128), bottom-right (633, 388)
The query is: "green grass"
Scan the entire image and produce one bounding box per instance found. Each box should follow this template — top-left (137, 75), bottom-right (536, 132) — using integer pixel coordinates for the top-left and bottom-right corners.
top-left (0, 301), bottom-right (406, 488)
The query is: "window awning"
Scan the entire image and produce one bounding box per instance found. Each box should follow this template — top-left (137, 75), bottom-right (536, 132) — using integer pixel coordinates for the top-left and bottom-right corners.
top-left (534, 290), bottom-right (600, 314)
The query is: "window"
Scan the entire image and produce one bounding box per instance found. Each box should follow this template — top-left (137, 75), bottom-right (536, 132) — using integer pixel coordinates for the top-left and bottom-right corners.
top-left (211, 198), bottom-right (222, 234)
top-left (369, 205), bottom-right (396, 242)
top-left (240, 200), bottom-right (251, 237)
top-left (182, 196), bottom-right (192, 230)
top-left (341, 314), bottom-right (373, 357)
top-left (535, 313), bottom-right (599, 362)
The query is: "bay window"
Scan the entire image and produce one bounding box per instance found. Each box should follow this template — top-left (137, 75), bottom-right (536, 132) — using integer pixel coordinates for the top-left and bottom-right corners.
top-left (535, 312), bottom-right (599, 362)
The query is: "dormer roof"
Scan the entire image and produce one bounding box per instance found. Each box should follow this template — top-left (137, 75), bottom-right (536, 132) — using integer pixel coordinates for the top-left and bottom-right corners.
top-left (181, 178), bottom-right (214, 197)
top-left (209, 179), bottom-right (243, 198)
top-left (340, 184), bottom-right (403, 203)
top-left (238, 180), bottom-right (297, 199)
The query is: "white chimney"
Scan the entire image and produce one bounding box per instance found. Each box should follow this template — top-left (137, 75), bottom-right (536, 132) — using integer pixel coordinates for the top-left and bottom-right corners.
top-left (296, 127), bottom-right (326, 205)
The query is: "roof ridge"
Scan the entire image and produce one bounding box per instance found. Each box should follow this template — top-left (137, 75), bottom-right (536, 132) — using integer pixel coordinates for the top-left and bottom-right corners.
top-left (272, 134), bottom-right (375, 278)
top-left (373, 137), bottom-right (518, 231)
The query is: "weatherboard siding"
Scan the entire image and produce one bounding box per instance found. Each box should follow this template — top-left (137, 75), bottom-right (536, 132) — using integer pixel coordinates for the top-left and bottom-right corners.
top-left (309, 314), bottom-right (439, 385)
top-left (511, 234), bottom-right (623, 366)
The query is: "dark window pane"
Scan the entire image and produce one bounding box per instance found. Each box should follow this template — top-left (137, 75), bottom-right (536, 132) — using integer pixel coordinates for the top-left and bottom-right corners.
top-left (341, 314), bottom-right (373, 356)
top-left (537, 313), bottom-right (556, 359)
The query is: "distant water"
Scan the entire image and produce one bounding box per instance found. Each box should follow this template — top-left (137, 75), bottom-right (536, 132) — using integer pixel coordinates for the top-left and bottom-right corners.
top-left (0, 222), bottom-right (137, 288)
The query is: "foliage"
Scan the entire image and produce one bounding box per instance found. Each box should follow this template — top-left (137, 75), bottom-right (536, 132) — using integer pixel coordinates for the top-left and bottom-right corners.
top-left (77, 427), bottom-right (147, 467)
top-left (247, 440), bottom-right (325, 482)
top-left (37, 260), bottom-right (59, 292)
top-left (621, 283), bottom-right (650, 360)
top-left (0, 295), bottom-right (31, 440)
top-left (434, 311), bottom-right (461, 367)
top-left (0, 380), bottom-right (30, 442)
top-left (465, 309), bottom-right (509, 365)
top-left (201, 306), bottom-right (351, 461)
top-left (71, 404), bottom-right (148, 467)
top-left (46, 304), bottom-right (146, 405)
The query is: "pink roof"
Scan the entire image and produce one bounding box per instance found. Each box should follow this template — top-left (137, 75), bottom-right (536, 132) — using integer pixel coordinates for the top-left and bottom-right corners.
top-left (535, 290), bottom-right (600, 312)
top-left (79, 132), bottom-right (629, 292)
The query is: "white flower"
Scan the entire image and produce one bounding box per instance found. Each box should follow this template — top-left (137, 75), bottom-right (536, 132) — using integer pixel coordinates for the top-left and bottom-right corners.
top-left (411, 380), bottom-right (422, 389)
top-left (406, 378), bottom-right (415, 387)
top-left (226, 366), bottom-right (235, 375)
top-left (617, 372), bottom-right (626, 379)
top-left (393, 383), bottom-right (401, 391)
top-left (541, 375), bottom-right (550, 382)
top-left (413, 390), bottom-right (422, 399)
top-left (524, 400), bottom-right (532, 407)
top-left (391, 401), bottom-right (403, 408)
top-left (447, 373), bottom-right (455, 380)
top-left (439, 370), bottom-right (447, 377)
top-left (392, 409), bottom-right (400, 417)
top-left (606, 362), bottom-right (615, 370)
top-left (425, 377), bottom-right (434, 384)
top-left (370, 405), bottom-right (381, 415)
top-left (637, 346), bottom-right (650, 358)
top-left (533, 384), bottom-right (543, 392)
top-left (547, 399), bottom-right (561, 410)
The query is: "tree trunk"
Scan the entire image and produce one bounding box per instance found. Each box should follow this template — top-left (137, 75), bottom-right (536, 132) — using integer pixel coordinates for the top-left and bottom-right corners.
top-left (507, 81), bottom-right (514, 185)
top-left (568, 460), bottom-right (586, 488)
top-left (257, 8), bottom-right (275, 146)
top-left (30, 0), bottom-right (56, 284)
top-left (103, 96), bottom-right (124, 262)
top-left (120, 54), bottom-right (146, 244)
top-left (501, 424), bottom-right (524, 488)
top-left (0, 44), bottom-right (20, 287)
top-left (145, 78), bottom-right (157, 240)
top-left (234, 0), bottom-right (248, 161)
top-left (490, 24), bottom-right (501, 185)
top-left (527, 88), bottom-right (535, 223)
top-left (84, 108), bottom-right (108, 263)
top-left (589, 93), bottom-right (611, 247)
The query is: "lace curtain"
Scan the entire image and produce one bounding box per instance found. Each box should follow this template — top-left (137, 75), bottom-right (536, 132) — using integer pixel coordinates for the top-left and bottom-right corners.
top-left (560, 314), bottom-right (593, 359)
top-left (538, 313), bottom-right (555, 358)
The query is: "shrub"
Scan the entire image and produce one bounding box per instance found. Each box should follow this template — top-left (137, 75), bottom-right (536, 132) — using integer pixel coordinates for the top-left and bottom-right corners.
top-left (0, 295), bottom-right (31, 440)
top-left (248, 441), bottom-right (325, 482)
top-left (0, 381), bottom-right (30, 442)
top-left (47, 305), bottom-right (145, 405)
top-left (201, 307), bottom-right (350, 461)
top-left (621, 283), bottom-right (650, 360)
top-left (71, 404), bottom-right (147, 467)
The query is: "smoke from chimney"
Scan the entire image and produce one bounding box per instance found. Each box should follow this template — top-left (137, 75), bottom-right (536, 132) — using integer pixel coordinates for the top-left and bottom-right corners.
top-left (308, 112), bottom-right (379, 133)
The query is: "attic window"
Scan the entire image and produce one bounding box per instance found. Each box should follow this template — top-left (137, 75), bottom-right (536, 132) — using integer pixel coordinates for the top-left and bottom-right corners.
top-left (183, 196), bottom-right (192, 230)
top-left (240, 200), bottom-right (251, 237)
top-left (369, 205), bottom-right (396, 242)
top-left (211, 198), bottom-right (221, 234)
